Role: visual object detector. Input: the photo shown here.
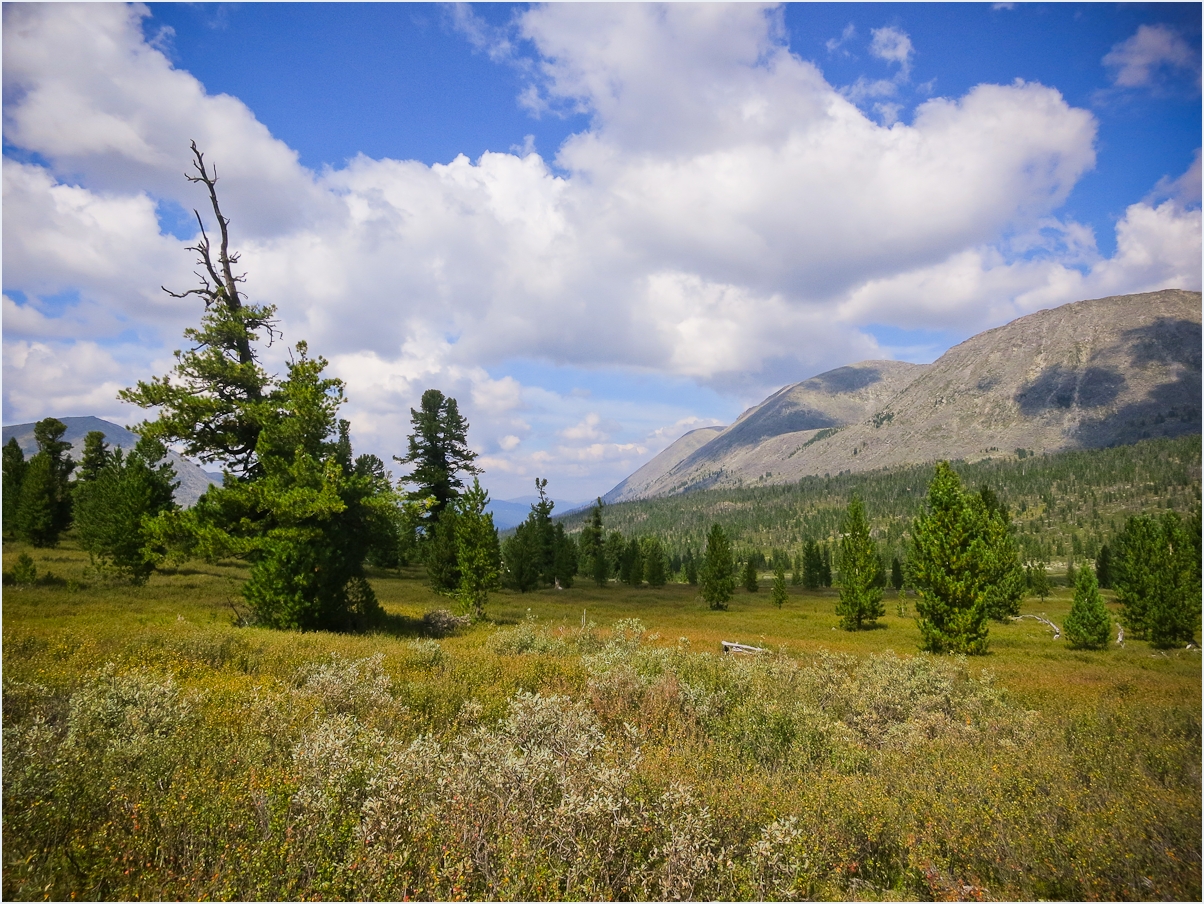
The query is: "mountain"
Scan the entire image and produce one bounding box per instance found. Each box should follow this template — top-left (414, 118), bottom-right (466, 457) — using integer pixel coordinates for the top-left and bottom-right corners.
top-left (486, 495), bottom-right (587, 530)
top-left (2, 416), bottom-right (221, 507)
top-left (605, 289), bottom-right (1201, 501)
top-left (603, 425), bottom-right (724, 503)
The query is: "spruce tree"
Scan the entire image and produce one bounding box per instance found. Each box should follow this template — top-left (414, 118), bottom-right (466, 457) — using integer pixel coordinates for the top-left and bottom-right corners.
top-left (1112, 515), bottom-right (1161, 639)
top-left (395, 389), bottom-right (480, 520)
top-left (684, 550), bottom-right (699, 585)
top-left (836, 496), bottom-right (885, 630)
top-left (1064, 565), bottom-right (1111, 650)
top-left (907, 462), bottom-right (990, 655)
top-left (1094, 544), bottom-right (1113, 589)
top-left (801, 540), bottom-right (823, 589)
top-left (890, 556), bottom-right (904, 592)
top-left (3, 438), bottom-right (28, 535)
top-left (15, 418), bottom-right (75, 547)
top-left (771, 562), bottom-right (788, 609)
top-left (742, 558), bottom-right (759, 592)
top-left (700, 523), bottom-right (735, 610)
top-left (790, 553), bottom-right (801, 586)
top-left (122, 147), bottom-right (391, 630)
top-left (74, 437), bottom-right (178, 584)
top-left (455, 478), bottom-right (500, 618)
top-left (552, 523), bottom-right (577, 588)
top-left (642, 536), bottom-right (667, 587)
top-left (76, 431), bottom-right (113, 483)
top-left (620, 537), bottom-right (643, 585)
top-left (580, 498), bottom-right (608, 587)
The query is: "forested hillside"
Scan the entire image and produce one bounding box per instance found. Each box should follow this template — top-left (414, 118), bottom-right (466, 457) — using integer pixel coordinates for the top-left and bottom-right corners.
top-left (559, 435), bottom-right (1201, 564)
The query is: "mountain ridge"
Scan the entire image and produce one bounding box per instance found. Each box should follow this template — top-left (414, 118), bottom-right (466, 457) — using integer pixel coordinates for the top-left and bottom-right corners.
top-left (605, 289), bottom-right (1201, 502)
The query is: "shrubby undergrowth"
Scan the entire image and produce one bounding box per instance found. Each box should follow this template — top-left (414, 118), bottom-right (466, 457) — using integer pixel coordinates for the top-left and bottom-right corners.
top-left (4, 619), bottom-right (1200, 901)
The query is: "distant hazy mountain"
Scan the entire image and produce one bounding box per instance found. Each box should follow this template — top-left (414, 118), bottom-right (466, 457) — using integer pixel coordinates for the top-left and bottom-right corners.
top-left (2, 416), bottom-right (221, 507)
top-left (604, 289), bottom-right (1202, 501)
top-left (487, 495), bottom-right (587, 530)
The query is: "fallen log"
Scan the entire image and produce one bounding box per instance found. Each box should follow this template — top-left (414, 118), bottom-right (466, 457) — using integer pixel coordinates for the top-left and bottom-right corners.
top-left (721, 640), bottom-right (766, 655)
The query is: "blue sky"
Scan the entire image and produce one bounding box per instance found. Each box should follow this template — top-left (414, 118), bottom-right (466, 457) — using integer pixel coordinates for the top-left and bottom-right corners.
top-left (4, 3), bottom-right (1201, 502)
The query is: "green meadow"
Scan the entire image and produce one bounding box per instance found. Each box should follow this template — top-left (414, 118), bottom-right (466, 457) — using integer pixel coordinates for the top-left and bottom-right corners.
top-left (4, 540), bottom-right (1200, 901)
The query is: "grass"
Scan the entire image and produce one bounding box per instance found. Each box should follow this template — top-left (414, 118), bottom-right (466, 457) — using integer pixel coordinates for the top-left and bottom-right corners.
top-left (4, 539), bottom-right (1200, 900)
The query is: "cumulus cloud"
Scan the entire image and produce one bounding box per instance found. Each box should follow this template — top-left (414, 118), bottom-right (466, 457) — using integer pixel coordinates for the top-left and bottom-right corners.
top-left (1103, 24), bottom-right (1200, 91)
top-left (3, 3), bottom-right (1199, 498)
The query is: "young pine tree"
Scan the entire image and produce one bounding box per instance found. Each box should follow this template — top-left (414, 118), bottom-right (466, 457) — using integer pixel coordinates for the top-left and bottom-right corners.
top-left (700, 524), bottom-right (735, 610)
top-left (1063, 565), bottom-right (1111, 650)
top-left (455, 478), bottom-right (501, 618)
top-left (835, 496), bottom-right (885, 630)
top-left (907, 462), bottom-right (990, 655)
top-left (771, 562), bottom-right (788, 609)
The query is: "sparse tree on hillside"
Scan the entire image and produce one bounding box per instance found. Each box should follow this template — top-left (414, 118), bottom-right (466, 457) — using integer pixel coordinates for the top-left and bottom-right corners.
top-left (700, 523), bottom-right (735, 610)
top-left (836, 496), bottom-right (885, 630)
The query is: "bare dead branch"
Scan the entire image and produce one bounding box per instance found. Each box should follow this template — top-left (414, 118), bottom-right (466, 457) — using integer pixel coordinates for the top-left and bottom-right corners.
top-left (1011, 613), bottom-right (1060, 640)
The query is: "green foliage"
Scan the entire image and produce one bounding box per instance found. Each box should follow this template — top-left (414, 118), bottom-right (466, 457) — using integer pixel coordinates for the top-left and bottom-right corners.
top-left (801, 539), bottom-right (824, 589)
top-left (700, 523), bottom-right (735, 610)
top-left (76, 431), bottom-right (113, 484)
top-left (836, 496), bottom-right (884, 630)
top-left (394, 388), bottom-right (480, 521)
top-left (890, 556), bottom-right (904, 592)
top-left (455, 478), bottom-right (501, 618)
top-left (620, 537), bottom-right (643, 586)
top-left (1026, 558), bottom-right (1051, 601)
top-left (1095, 543), bottom-right (1113, 589)
top-left (1114, 512), bottom-right (1202, 647)
top-left (121, 152), bottom-right (392, 630)
top-left (976, 484), bottom-right (1026, 620)
top-left (1064, 566), bottom-right (1111, 650)
top-left (424, 508), bottom-right (461, 593)
top-left (742, 558), bottom-right (759, 592)
top-left (642, 536), bottom-right (667, 587)
top-left (771, 562), bottom-right (788, 609)
top-left (9, 552), bottom-right (38, 585)
top-left (684, 550), bottom-right (699, 585)
top-left (2, 437), bottom-right (27, 535)
top-left (907, 463), bottom-right (991, 655)
top-left (14, 419), bottom-right (75, 547)
top-left (557, 436), bottom-right (1201, 570)
top-left (501, 523), bottom-right (541, 593)
top-left (579, 498), bottom-right (608, 587)
top-left (73, 438), bottom-right (178, 584)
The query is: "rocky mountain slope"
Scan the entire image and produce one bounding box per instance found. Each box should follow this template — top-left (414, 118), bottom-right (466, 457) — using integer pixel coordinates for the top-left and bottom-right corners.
top-left (605, 289), bottom-right (1201, 501)
top-left (3, 416), bottom-right (221, 507)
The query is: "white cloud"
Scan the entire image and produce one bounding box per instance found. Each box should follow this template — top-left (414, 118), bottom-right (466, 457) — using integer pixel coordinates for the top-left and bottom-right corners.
top-left (869, 26), bottom-right (913, 79)
top-left (2, 3), bottom-right (1195, 499)
top-left (1103, 24), bottom-right (1200, 91)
